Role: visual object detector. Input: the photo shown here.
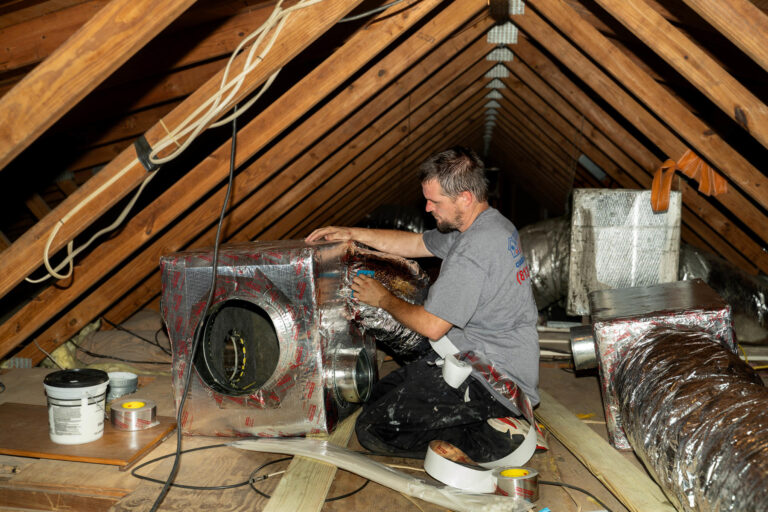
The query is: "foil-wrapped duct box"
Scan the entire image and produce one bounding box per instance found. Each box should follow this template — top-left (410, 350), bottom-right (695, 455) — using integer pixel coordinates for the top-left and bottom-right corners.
top-left (567, 189), bottom-right (681, 316)
top-left (160, 240), bottom-right (429, 437)
top-left (589, 279), bottom-right (734, 449)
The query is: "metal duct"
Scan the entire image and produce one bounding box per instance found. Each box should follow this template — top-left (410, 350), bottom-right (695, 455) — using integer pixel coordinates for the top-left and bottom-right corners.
top-left (615, 327), bottom-right (768, 511)
top-left (160, 240), bottom-right (428, 437)
top-left (679, 242), bottom-right (768, 341)
top-left (518, 216), bottom-right (570, 309)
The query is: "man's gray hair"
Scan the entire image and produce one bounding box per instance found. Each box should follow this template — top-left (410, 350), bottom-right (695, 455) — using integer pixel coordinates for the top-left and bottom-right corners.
top-left (418, 146), bottom-right (489, 202)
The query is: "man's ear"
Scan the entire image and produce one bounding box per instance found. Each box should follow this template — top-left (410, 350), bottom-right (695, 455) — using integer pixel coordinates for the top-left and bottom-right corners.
top-left (459, 190), bottom-right (474, 205)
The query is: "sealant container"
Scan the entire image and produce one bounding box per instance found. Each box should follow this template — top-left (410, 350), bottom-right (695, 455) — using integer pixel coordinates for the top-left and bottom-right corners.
top-left (43, 369), bottom-right (109, 445)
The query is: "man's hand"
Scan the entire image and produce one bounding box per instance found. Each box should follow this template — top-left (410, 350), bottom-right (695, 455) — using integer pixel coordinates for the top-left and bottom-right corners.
top-left (305, 226), bottom-right (356, 243)
top-left (350, 274), bottom-right (392, 309)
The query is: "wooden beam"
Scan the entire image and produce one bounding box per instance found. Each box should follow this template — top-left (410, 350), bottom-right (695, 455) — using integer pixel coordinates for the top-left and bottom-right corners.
top-left (592, 0), bottom-right (768, 150)
top-left (511, 14), bottom-right (768, 266)
top-left (262, 410), bottom-right (360, 512)
top-left (536, 390), bottom-right (676, 512)
top-left (0, 0), bottom-right (363, 302)
top-left (502, 54), bottom-right (760, 274)
top-left (0, 230), bottom-right (10, 252)
top-left (679, 0), bottom-right (768, 73)
top-left (0, 1), bottom-right (90, 31)
top-left (0, 0), bottom-right (197, 171)
top-left (522, 1), bottom-right (768, 214)
top-left (24, 193), bottom-right (51, 220)
top-left (8, 0), bottom-right (463, 363)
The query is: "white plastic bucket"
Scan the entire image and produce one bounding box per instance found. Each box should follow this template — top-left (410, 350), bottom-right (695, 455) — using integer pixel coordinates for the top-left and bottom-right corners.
top-left (43, 369), bottom-right (109, 445)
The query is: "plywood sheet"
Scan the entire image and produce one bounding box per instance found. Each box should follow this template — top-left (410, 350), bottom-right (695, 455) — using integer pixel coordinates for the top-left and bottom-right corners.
top-left (0, 402), bottom-right (175, 469)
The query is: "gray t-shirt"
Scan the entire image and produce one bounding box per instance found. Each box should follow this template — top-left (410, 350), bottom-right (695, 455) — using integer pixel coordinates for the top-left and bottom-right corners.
top-left (422, 208), bottom-right (540, 405)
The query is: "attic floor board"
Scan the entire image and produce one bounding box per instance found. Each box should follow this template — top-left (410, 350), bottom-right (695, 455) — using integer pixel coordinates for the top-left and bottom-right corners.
top-left (0, 363), bottom-right (635, 512)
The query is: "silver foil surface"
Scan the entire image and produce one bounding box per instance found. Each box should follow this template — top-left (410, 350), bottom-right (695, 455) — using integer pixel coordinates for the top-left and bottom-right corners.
top-left (615, 327), bottom-right (768, 511)
top-left (160, 240), bottom-right (428, 437)
top-left (346, 246), bottom-right (431, 360)
top-left (679, 242), bottom-right (768, 340)
top-left (568, 189), bottom-right (681, 316)
top-left (519, 216), bottom-right (570, 309)
top-left (589, 279), bottom-right (734, 449)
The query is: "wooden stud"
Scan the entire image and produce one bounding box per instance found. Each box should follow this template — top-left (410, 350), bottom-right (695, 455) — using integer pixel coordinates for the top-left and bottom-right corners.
top-left (24, 194), bottom-right (52, 220)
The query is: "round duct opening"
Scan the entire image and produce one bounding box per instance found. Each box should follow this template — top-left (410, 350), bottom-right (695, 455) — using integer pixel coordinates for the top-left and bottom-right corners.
top-left (570, 324), bottom-right (597, 371)
top-left (194, 299), bottom-right (281, 396)
top-left (332, 348), bottom-right (374, 404)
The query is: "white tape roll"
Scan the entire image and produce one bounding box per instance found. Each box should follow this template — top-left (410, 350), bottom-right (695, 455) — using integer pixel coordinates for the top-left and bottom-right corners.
top-left (442, 354), bottom-right (472, 388)
top-left (429, 336), bottom-right (459, 358)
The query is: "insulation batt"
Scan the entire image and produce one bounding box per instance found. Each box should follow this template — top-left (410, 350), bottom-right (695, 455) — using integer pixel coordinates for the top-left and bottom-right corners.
top-left (614, 327), bottom-right (768, 511)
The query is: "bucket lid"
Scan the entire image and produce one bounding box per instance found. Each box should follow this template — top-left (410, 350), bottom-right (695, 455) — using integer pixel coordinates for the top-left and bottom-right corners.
top-left (44, 369), bottom-right (109, 388)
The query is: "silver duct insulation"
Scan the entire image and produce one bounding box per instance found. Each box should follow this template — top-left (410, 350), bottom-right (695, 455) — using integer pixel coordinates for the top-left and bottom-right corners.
top-left (346, 246), bottom-right (431, 361)
top-left (614, 327), bottom-right (768, 511)
top-left (519, 217), bottom-right (570, 309)
top-left (519, 215), bottom-right (767, 343)
top-left (679, 243), bottom-right (768, 340)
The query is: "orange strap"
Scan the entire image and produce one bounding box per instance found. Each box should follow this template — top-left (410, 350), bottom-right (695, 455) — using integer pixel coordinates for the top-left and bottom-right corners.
top-left (650, 150), bottom-right (728, 213)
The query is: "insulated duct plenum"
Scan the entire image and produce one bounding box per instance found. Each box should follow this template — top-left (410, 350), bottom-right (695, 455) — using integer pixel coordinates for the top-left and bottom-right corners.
top-left (615, 328), bottom-right (768, 511)
top-left (519, 217), bottom-right (570, 309)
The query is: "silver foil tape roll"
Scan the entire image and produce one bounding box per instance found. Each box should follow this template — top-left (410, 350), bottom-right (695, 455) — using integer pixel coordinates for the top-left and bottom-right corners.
top-left (110, 398), bottom-right (159, 431)
top-left (492, 467), bottom-right (539, 502)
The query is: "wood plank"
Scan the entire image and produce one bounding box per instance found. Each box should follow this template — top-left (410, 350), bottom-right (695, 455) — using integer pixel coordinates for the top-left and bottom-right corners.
top-left (592, 0), bottom-right (768, 150)
top-left (0, 230), bottom-right (10, 251)
top-left (535, 389), bottom-right (676, 512)
top-left (0, 0), bottom-right (90, 31)
top-left (262, 410), bottom-right (360, 512)
top-left (56, 178), bottom-right (79, 196)
top-left (679, 0), bottom-right (768, 73)
top-left (510, 23), bottom-right (768, 271)
top-left (8, 0), bottom-right (454, 363)
top-left (23, 193), bottom-right (51, 220)
top-left (0, 0), bottom-right (363, 304)
top-left (0, 403), bottom-right (176, 468)
top-left (522, 1), bottom-right (768, 215)
top-left (0, 0), bottom-right (197, 171)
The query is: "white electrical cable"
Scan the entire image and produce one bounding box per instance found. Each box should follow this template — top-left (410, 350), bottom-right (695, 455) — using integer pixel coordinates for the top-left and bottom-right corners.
top-left (26, 0), bottom-right (326, 284)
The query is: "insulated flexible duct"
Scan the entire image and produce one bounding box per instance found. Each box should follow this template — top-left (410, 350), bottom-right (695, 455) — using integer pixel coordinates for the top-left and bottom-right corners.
top-left (614, 327), bottom-right (768, 511)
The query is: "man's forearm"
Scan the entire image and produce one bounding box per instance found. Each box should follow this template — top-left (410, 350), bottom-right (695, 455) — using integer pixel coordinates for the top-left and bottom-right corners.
top-left (381, 294), bottom-right (451, 341)
top-left (350, 228), bottom-right (432, 258)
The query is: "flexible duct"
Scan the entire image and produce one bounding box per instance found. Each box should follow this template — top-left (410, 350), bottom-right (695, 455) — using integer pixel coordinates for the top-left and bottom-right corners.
top-left (614, 327), bottom-right (768, 511)
top-left (518, 217), bottom-right (570, 309)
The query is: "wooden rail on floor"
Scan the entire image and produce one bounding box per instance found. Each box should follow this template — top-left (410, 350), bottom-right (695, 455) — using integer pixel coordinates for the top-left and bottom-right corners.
top-left (535, 390), bottom-right (676, 512)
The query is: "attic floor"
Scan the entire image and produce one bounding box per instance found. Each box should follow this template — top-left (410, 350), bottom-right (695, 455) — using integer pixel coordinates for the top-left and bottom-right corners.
top-left (0, 358), bottom-right (640, 512)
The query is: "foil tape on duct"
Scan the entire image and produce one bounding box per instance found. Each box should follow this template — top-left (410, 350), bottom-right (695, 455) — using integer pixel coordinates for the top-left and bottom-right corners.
top-left (614, 327), bottom-right (768, 511)
top-left (679, 243), bottom-right (768, 341)
top-left (346, 246), bottom-right (431, 362)
top-left (518, 217), bottom-right (570, 309)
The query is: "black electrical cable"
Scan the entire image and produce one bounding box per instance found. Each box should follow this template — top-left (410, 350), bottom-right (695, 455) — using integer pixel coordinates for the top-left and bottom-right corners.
top-left (149, 105), bottom-right (239, 512)
top-left (102, 316), bottom-right (172, 356)
top-left (248, 457), bottom-right (370, 501)
top-left (132, 444), bottom-right (253, 490)
top-left (540, 480), bottom-right (613, 512)
top-left (338, 0), bottom-right (410, 22)
top-left (74, 344), bottom-right (170, 365)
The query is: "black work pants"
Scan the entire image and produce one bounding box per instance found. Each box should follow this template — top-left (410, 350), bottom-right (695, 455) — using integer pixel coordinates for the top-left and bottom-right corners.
top-left (355, 353), bottom-right (522, 462)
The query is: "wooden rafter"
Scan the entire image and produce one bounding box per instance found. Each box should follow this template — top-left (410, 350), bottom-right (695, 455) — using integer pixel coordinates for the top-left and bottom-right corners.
top-left (0, 0), bottom-right (364, 302)
top-left (0, 0), bottom-right (198, 171)
top-left (9, 0), bottom-right (479, 363)
top-left (524, 0), bottom-right (768, 215)
top-left (592, 0), bottom-right (768, 151)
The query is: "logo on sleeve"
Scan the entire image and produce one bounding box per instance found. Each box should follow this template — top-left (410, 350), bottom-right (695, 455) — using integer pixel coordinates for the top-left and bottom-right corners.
top-left (508, 234), bottom-right (530, 284)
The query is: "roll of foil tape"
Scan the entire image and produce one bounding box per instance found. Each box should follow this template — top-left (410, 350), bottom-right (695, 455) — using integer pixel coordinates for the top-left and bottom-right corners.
top-left (493, 467), bottom-right (539, 502)
top-left (110, 398), bottom-right (159, 431)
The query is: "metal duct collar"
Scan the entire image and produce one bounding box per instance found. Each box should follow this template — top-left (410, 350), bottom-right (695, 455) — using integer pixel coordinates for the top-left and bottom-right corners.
top-left (332, 348), bottom-right (374, 404)
top-left (569, 325), bottom-right (597, 371)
